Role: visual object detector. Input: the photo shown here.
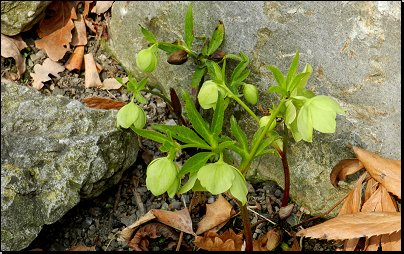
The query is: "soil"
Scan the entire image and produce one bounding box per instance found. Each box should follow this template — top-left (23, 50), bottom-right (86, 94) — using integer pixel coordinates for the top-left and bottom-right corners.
top-left (2, 5), bottom-right (341, 252)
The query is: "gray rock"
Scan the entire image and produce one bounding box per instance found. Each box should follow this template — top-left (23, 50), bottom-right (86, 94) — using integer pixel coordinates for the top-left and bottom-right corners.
top-left (106, 1), bottom-right (401, 218)
top-left (1, 83), bottom-right (139, 251)
top-left (1, 1), bottom-right (52, 36)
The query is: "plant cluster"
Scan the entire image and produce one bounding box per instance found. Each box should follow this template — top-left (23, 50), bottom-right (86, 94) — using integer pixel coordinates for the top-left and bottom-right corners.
top-left (115, 4), bottom-right (346, 250)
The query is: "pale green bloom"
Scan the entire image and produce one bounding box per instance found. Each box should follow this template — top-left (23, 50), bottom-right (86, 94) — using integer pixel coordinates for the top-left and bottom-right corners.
top-left (136, 47), bottom-right (157, 73)
top-left (243, 84), bottom-right (259, 105)
top-left (197, 80), bottom-right (227, 109)
top-left (116, 102), bottom-right (146, 129)
top-left (146, 157), bottom-right (180, 197)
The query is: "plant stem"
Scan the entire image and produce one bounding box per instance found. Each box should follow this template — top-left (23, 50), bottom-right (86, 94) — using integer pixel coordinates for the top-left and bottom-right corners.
top-left (225, 88), bottom-right (260, 123)
top-left (280, 121), bottom-right (290, 207)
top-left (239, 201), bottom-right (253, 251)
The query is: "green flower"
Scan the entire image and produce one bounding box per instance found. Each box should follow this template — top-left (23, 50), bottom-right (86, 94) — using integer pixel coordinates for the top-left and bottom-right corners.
top-left (197, 80), bottom-right (227, 109)
top-left (296, 95), bottom-right (346, 142)
top-left (243, 84), bottom-right (259, 105)
top-left (146, 157), bottom-right (180, 197)
top-left (197, 161), bottom-right (248, 205)
top-left (136, 47), bottom-right (158, 73)
top-left (259, 115), bottom-right (277, 133)
top-left (116, 101), bottom-right (146, 129)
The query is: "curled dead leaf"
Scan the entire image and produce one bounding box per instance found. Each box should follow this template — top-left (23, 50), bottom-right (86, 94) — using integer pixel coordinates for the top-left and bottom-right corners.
top-left (65, 45), bottom-right (84, 72)
top-left (152, 208), bottom-right (195, 235)
top-left (30, 58), bottom-right (65, 90)
top-left (91, 1), bottom-right (113, 14)
top-left (330, 159), bottom-right (364, 188)
top-left (101, 77), bottom-right (128, 90)
top-left (120, 209), bottom-right (156, 243)
top-left (128, 223), bottom-right (179, 251)
top-left (84, 97), bottom-right (126, 110)
top-left (84, 53), bottom-right (102, 88)
top-left (194, 229), bottom-right (244, 251)
top-left (1, 34), bottom-right (27, 79)
top-left (71, 13), bottom-right (88, 46)
top-left (253, 228), bottom-right (281, 251)
top-left (350, 145), bottom-right (401, 199)
top-left (296, 211), bottom-right (401, 240)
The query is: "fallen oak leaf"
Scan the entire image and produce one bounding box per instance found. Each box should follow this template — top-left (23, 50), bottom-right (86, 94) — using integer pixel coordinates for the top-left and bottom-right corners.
top-left (35, 1), bottom-right (77, 61)
top-left (30, 58), bottom-right (65, 90)
top-left (84, 17), bottom-right (108, 40)
top-left (196, 194), bottom-right (235, 235)
top-left (330, 158), bottom-right (364, 188)
top-left (349, 145), bottom-right (401, 199)
top-left (65, 45), bottom-right (84, 72)
top-left (128, 223), bottom-right (179, 251)
top-left (253, 228), bottom-right (281, 251)
top-left (101, 77), bottom-right (128, 90)
top-left (120, 209), bottom-right (156, 243)
top-left (84, 53), bottom-right (102, 88)
top-left (84, 97), bottom-right (126, 110)
top-left (71, 13), bottom-right (88, 46)
top-left (296, 211), bottom-right (401, 240)
top-left (193, 228), bottom-right (244, 251)
top-left (338, 172), bottom-right (368, 215)
top-left (1, 34), bottom-right (27, 79)
top-left (152, 208), bottom-right (195, 235)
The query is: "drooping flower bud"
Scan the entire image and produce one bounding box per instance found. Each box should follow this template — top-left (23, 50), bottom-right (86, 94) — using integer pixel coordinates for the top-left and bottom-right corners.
top-left (136, 47), bottom-right (157, 73)
top-left (243, 84), bottom-right (259, 105)
top-left (116, 101), bottom-right (146, 129)
top-left (208, 50), bottom-right (226, 61)
top-left (197, 80), bottom-right (227, 109)
top-left (146, 157), bottom-right (179, 196)
top-left (259, 115), bottom-right (276, 133)
top-left (167, 50), bottom-right (188, 65)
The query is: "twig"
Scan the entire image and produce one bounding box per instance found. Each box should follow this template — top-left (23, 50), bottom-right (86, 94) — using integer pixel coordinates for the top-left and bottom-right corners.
top-left (247, 206), bottom-right (276, 225)
top-left (131, 176), bottom-right (146, 216)
top-left (176, 193), bottom-right (197, 251)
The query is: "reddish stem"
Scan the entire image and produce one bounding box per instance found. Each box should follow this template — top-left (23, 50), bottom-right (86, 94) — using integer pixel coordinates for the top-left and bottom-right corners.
top-left (280, 122), bottom-right (290, 207)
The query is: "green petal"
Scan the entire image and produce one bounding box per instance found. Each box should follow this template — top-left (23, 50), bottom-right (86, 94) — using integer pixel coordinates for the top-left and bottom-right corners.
top-left (198, 81), bottom-right (219, 109)
top-left (197, 162), bottom-right (235, 195)
top-left (285, 100), bottom-right (296, 126)
top-left (297, 103), bottom-right (313, 142)
top-left (228, 167), bottom-right (248, 205)
top-left (178, 172), bottom-right (198, 194)
top-left (167, 177), bottom-right (180, 198)
top-left (116, 102), bottom-right (138, 129)
top-left (311, 106), bottom-right (337, 133)
top-left (146, 157), bottom-right (178, 196)
top-left (310, 95), bottom-right (346, 114)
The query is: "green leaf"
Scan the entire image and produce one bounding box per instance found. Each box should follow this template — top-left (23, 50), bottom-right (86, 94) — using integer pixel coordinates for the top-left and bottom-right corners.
top-left (232, 69), bottom-right (250, 85)
top-left (228, 167), bottom-right (248, 205)
top-left (265, 65), bottom-right (286, 88)
top-left (225, 54), bottom-right (243, 61)
top-left (250, 127), bottom-right (264, 151)
top-left (206, 60), bottom-right (223, 81)
top-left (138, 77), bottom-right (148, 90)
top-left (285, 47), bottom-right (299, 89)
top-left (267, 86), bottom-right (288, 97)
top-left (230, 115), bottom-right (248, 151)
top-left (184, 4), bottom-right (194, 49)
top-left (288, 71), bottom-right (311, 93)
top-left (254, 148), bottom-right (276, 158)
top-left (139, 24), bottom-right (157, 43)
top-left (227, 143), bottom-right (249, 161)
top-left (178, 152), bottom-right (216, 177)
top-left (135, 92), bottom-right (146, 104)
top-left (207, 20), bottom-right (224, 56)
top-left (231, 52), bottom-right (249, 84)
top-left (254, 136), bottom-right (276, 158)
top-left (130, 126), bottom-right (172, 145)
top-left (214, 140), bottom-right (236, 153)
top-left (294, 63), bottom-right (313, 93)
top-left (151, 124), bottom-right (209, 148)
top-left (158, 43), bottom-right (183, 54)
top-left (211, 91), bottom-right (224, 140)
top-left (192, 67), bottom-right (207, 88)
top-left (181, 89), bottom-right (214, 145)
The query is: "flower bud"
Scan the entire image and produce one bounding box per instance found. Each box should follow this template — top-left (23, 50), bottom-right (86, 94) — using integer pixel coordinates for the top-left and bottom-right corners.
top-left (259, 115), bottom-right (276, 132)
top-left (208, 50), bottom-right (226, 61)
top-left (146, 157), bottom-right (179, 196)
top-left (197, 80), bottom-right (227, 109)
top-left (116, 102), bottom-right (146, 129)
top-left (136, 47), bottom-right (157, 73)
top-left (243, 84), bottom-right (259, 104)
top-left (167, 50), bottom-right (188, 65)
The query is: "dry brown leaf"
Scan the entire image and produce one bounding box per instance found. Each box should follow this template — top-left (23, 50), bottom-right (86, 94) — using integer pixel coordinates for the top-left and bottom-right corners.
top-left (338, 172), bottom-right (368, 215)
top-left (350, 145), bottom-right (401, 199)
top-left (82, 1), bottom-right (92, 18)
top-left (84, 97), bottom-right (126, 110)
top-left (363, 177), bottom-right (378, 203)
top-left (361, 184), bottom-right (398, 212)
top-left (35, 1), bottom-right (77, 61)
top-left (65, 45), bottom-right (84, 72)
top-left (128, 223), bottom-right (179, 251)
top-left (120, 209), bottom-right (156, 243)
top-left (101, 77), bottom-right (128, 90)
top-left (91, 1), bottom-right (113, 14)
top-left (381, 230), bottom-right (401, 251)
top-left (152, 207), bottom-right (195, 235)
top-left (84, 17), bottom-right (108, 40)
top-left (296, 211), bottom-right (401, 240)
top-left (1, 34), bottom-right (27, 79)
top-left (330, 159), bottom-right (364, 188)
top-left (30, 58), bottom-right (65, 90)
top-left (253, 228), bottom-right (281, 251)
top-left (71, 13), bottom-right (88, 46)
top-left (84, 53), bottom-right (102, 88)
top-left (193, 229), bottom-right (244, 251)
top-left (196, 195), bottom-right (235, 235)
top-left (65, 245), bottom-right (96, 251)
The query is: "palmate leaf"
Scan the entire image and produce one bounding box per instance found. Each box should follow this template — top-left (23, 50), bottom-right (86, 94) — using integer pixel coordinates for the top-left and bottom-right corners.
top-left (230, 52), bottom-right (249, 85)
top-left (130, 126), bottom-right (174, 147)
top-left (139, 24), bottom-right (156, 43)
top-left (207, 20), bottom-right (224, 56)
top-left (265, 65), bottom-right (286, 89)
top-left (178, 151), bottom-right (215, 177)
top-left (285, 47), bottom-right (299, 89)
top-left (184, 3), bottom-right (194, 49)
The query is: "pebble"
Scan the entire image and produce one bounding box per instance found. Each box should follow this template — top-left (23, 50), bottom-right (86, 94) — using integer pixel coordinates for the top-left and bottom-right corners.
top-left (81, 217), bottom-right (93, 229)
top-left (207, 197), bottom-right (215, 204)
top-left (169, 201), bottom-right (183, 210)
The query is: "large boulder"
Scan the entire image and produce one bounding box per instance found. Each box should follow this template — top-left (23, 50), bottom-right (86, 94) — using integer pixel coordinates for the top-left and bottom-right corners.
top-left (1, 1), bottom-right (51, 36)
top-left (106, 2), bottom-right (401, 218)
top-left (1, 82), bottom-right (139, 251)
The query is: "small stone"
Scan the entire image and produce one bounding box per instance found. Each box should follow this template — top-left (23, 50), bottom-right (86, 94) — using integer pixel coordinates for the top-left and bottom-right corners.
top-left (207, 197), bottom-right (215, 204)
top-left (182, 194), bottom-right (189, 204)
top-left (169, 201), bottom-right (182, 210)
top-left (81, 217), bottom-right (93, 229)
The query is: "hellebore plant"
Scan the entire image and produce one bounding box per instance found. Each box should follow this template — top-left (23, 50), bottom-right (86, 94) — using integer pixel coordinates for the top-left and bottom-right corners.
top-left (116, 3), bottom-right (346, 251)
